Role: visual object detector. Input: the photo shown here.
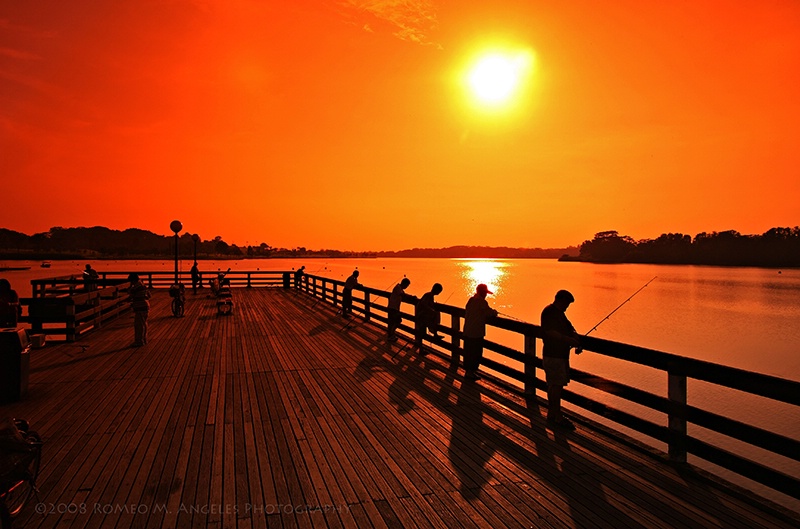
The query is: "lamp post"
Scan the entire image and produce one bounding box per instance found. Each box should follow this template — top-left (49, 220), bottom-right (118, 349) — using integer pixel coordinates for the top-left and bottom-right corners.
top-left (170, 220), bottom-right (182, 285)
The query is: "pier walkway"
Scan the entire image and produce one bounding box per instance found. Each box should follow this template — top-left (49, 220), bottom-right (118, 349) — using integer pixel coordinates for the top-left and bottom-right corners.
top-left (3, 288), bottom-right (797, 528)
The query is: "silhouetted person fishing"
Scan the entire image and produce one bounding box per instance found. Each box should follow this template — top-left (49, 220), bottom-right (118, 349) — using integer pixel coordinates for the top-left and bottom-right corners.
top-left (294, 266), bottom-right (305, 289)
top-left (341, 270), bottom-right (360, 317)
top-left (415, 282), bottom-right (443, 353)
top-left (83, 264), bottom-right (99, 292)
top-left (463, 284), bottom-right (498, 380)
top-left (541, 290), bottom-right (581, 430)
top-left (387, 278), bottom-right (411, 341)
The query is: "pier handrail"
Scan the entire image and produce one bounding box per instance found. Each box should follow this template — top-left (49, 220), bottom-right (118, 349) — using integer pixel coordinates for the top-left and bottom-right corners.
top-left (28, 270), bottom-right (292, 296)
top-left (23, 270), bottom-right (800, 505)
top-left (299, 272), bottom-right (800, 503)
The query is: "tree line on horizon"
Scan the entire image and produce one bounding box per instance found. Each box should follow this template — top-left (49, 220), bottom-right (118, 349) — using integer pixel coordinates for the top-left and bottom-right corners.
top-left (573, 228), bottom-right (800, 267)
top-left (376, 245), bottom-right (578, 259)
top-left (2, 225), bottom-right (798, 267)
top-left (0, 226), bottom-right (372, 259)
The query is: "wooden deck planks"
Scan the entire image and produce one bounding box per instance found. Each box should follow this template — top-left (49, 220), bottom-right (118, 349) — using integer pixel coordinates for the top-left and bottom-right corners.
top-left (2, 288), bottom-right (798, 529)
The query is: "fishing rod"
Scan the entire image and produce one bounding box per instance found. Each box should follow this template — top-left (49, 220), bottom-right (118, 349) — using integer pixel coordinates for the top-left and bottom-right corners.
top-left (341, 275), bottom-right (407, 332)
top-left (307, 263), bottom-right (334, 308)
top-left (583, 276), bottom-right (658, 337)
top-left (498, 311), bottom-right (530, 324)
top-left (309, 262), bottom-right (328, 273)
top-left (393, 283), bottom-right (452, 359)
top-left (441, 290), bottom-right (456, 305)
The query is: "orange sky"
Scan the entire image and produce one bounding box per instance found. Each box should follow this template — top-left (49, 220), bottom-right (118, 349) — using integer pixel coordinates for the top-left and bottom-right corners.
top-left (2, 1), bottom-right (799, 251)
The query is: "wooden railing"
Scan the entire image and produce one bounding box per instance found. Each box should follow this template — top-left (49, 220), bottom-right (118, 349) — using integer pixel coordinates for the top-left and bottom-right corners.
top-left (22, 282), bottom-right (132, 341)
top-left (20, 271), bottom-right (800, 503)
top-left (298, 273), bottom-right (800, 503)
top-left (21, 270), bottom-right (294, 340)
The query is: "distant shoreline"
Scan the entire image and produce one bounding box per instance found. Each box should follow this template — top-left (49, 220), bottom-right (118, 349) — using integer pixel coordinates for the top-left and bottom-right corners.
top-left (0, 254), bottom-right (566, 261)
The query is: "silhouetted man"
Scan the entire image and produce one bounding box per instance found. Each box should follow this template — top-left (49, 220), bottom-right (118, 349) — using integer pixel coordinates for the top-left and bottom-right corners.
top-left (294, 266), bottom-right (305, 289)
top-left (83, 264), bottom-right (99, 291)
top-left (463, 284), bottom-right (498, 380)
top-left (341, 270), bottom-right (359, 317)
top-left (541, 289), bottom-right (581, 430)
top-left (128, 273), bottom-right (151, 347)
top-left (387, 278), bottom-right (411, 341)
top-left (191, 262), bottom-right (202, 294)
top-left (415, 282), bottom-right (443, 352)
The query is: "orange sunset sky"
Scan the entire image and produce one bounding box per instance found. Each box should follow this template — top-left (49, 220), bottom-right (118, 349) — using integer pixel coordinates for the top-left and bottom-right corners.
top-left (2, 1), bottom-right (799, 251)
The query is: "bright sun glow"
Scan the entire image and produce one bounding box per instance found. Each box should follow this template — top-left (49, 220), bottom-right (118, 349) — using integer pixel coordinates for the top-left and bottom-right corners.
top-left (460, 260), bottom-right (507, 296)
top-left (466, 51), bottom-right (533, 107)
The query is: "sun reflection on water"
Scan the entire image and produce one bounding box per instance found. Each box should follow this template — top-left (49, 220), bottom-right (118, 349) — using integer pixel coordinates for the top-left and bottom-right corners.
top-left (457, 260), bottom-right (507, 296)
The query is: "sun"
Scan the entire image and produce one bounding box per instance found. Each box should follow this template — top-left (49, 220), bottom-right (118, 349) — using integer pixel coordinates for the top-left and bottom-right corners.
top-left (464, 50), bottom-right (534, 109)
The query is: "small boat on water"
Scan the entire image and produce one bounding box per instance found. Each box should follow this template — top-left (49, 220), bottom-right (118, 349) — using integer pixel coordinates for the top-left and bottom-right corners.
top-left (40, 261), bottom-right (52, 268)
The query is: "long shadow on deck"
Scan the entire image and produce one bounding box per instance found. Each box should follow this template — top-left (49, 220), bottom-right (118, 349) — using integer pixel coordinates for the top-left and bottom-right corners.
top-left (335, 315), bottom-right (746, 528)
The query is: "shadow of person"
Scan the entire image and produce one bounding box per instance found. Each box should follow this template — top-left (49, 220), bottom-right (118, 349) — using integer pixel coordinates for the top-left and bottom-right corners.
top-left (388, 364), bottom-right (416, 414)
top-left (354, 355), bottom-right (385, 383)
top-left (447, 380), bottom-right (497, 499)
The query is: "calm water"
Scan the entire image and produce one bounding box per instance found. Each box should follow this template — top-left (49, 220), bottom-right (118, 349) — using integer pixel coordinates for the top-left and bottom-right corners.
top-left (3, 257), bottom-right (799, 508)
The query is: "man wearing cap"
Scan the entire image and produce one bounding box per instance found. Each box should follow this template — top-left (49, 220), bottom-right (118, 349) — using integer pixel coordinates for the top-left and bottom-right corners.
top-left (462, 284), bottom-right (498, 380)
top-left (541, 289), bottom-right (582, 430)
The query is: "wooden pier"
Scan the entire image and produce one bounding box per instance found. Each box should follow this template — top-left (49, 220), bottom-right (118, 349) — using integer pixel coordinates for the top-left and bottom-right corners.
top-left (3, 287), bottom-right (799, 528)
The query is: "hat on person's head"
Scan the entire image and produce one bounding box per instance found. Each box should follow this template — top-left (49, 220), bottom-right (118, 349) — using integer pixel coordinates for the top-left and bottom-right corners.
top-left (555, 289), bottom-right (575, 302)
top-left (476, 283), bottom-right (493, 295)
top-left (128, 273), bottom-right (139, 281)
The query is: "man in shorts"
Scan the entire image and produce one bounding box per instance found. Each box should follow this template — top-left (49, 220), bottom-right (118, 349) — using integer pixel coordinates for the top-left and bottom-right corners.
top-left (541, 290), bottom-right (582, 430)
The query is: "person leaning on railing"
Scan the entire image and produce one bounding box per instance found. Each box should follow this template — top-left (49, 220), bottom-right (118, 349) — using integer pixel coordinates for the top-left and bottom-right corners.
top-left (387, 278), bottom-right (411, 341)
top-left (463, 284), bottom-right (498, 380)
top-left (127, 273), bottom-right (151, 347)
top-left (540, 289), bottom-right (582, 431)
top-left (415, 282), bottom-right (443, 352)
top-left (341, 270), bottom-right (360, 317)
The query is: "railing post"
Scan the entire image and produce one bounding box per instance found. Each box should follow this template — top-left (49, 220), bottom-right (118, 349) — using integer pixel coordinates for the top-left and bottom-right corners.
top-left (334, 284), bottom-right (339, 308)
top-left (450, 314), bottom-right (461, 365)
top-left (247, 272), bottom-right (252, 288)
top-left (524, 332), bottom-right (537, 395)
top-left (66, 304), bottom-right (76, 342)
top-left (364, 292), bottom-right (371, 321)
top-left (668, 363), bottom-right (688, 463)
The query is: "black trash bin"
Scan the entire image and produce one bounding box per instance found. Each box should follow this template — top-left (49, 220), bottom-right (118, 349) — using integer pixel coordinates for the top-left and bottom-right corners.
top-left (282, 272), bottom-right (290, 289)
top-left (0, 328), bottom-right (30, 403)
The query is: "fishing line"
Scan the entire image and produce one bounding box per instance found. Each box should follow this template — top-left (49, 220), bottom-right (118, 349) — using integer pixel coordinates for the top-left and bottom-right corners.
top-left (441, 290), bottom-right (456, 305)
top-left (583, 276), bottom-right (657, 337)
top-left (498, 311), bottom-right (530, 324)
